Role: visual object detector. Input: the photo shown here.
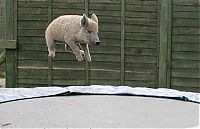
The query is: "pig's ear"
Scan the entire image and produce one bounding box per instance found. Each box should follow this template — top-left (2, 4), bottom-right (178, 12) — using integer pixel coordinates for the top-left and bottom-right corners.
top-left (81, 14), bottom-right (89, 27)
top-left (91, 13), bottom-right (98, 24)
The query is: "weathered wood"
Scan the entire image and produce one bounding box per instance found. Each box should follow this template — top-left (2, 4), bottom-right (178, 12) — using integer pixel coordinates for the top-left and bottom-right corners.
top-left (18, 68), bottom-right (48, 79)
top-left (125, 55), bottom-right (157, 64)
top-left (18, 21), bottom-right (48, 29)
top-left (125, 48), bottom-right (157, 56)
top-left (171, 78), bottom-right (200, 88)
top-left (0, 40), bottom-right (16, 49)
top-left (158, 0), bottom-right (172, 88)
top-left (5, 0), bottom-right (17, 88)
top-left (53, 69), bottom-right (85, 79)
top-left (172, 43), bottom-right (200, 52)
top-left (89, 3), bottom-right (121, 11)
top-left (53, 79), bottom-right (85, 86)
top-left (125, 18), bottom-right (157, 26)
top-left (172, 60), bottom-right (200, 69)
top-left (90, 70), bottom-right (120, 80)
top-left (171, 69), bottom-right (200, 78)
top-left (172, 51), bottom-right (200, 60)
top-left (125, 80), bottom-right (156, 88)
top-left (120, 0), bottom-right (125, 85)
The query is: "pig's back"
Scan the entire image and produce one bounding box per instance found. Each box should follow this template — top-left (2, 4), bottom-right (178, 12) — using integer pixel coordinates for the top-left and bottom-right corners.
top-left (45, 15), bottom-right (82, 41)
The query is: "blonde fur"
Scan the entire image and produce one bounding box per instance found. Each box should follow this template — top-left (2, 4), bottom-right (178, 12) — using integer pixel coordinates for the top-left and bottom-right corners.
top-left (45, 14), bottom-right (99, 62)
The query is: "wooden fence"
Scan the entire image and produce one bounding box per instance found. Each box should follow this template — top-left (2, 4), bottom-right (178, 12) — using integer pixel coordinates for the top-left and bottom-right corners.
top-left (1, 0), bottom-right (199, 92)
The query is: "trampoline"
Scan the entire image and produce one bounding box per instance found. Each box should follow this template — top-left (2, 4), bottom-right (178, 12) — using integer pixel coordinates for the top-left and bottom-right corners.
top-left (0, 86), bottom-right (199, 128)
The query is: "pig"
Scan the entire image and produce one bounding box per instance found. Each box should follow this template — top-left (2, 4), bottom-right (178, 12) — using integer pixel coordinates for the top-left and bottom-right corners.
top-left (45, 14), bottom-right (100, 62)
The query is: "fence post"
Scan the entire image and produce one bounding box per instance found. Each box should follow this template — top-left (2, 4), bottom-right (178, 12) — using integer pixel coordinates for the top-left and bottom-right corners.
top-left (47, 0), bottom-right (53, 86)
top-left (120, 0), bottom-right (125, 85)
top-left (5, 0), bottom-right (17, 88)
top-left (159, 0), bottom-right (172, 88)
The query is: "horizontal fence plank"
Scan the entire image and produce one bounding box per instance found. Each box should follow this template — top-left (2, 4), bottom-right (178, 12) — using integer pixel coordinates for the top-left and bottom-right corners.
top-left (125, 0), bottom-right (157, 5)
top-left (90, 79), bottom-right (120, 85)
top-left (18, 14), bottom-right (48, 21)
top-left (18, 20), bottom-right (48, 29)
top-left (172, 35), bottom-right (199, 43)
top-left (97, 16), bottom-right (121, 23)
top-left (125, 62), bottom-right (157, 71)
top-left (170, 86), bottom-right (199, 92)
top-left (125, 48), bottom-right (157, 56)
top-left (171, 78), bottom-right (200, 88)
top-left (125, 33), bottom-right (157, 41)
top-left (89, 0), bottom-right (120, 4)
top-left (18, 44), bottom-right (47, 51)
top-left (18, 50), bottom-right (48, 60)
top-left (173, 0), bottom-right (198, 6)
top-left (90, 46), bottom-right (120, 54)
top-left (125, 72), bottom-right (156, 81)
top-left (89, 3), bottom-right (121, 11)
top-left (125, 5), bottom-right (157, 12)
top-left (125, 17), bottom-right (157, 26)
top-left (91, 54), bottom-right (120, 62)
top-left (18, 29), bottom-right (45, 36)
top-left (99, 32), bottom-right (121, 39)
top-left (125, 40), bottom-right (157, 48)
top-left (89, 61), bottom-right (120, 70)
top-left (18, 37), bottom-right (46, 44)
top-left (172, 19), bottom-right (200, 27)
top-left (53, 60), bottom-right (85, 68)
top-left (125, 55), bottom-right (157, 63)
top-left (125, 80), bottom-right (156, 88)
top-left (125, 11), bottom-right (157, 19)
top-left (171, 69), bottom-right (200, 79)
top-left (99, 23), bottom-right (120, 32)
top-left (18, 78), bottom-right (48, 85)
top-left (52, 3), bottom-right (84, 9)
top-left (53, 69), bottom-right (85, 79)
top-left (18, 68), bottom-right (48, 79)
top-left (89, 10), bottom-right (121, 17)
top-left (172, 43), bottom-right (200, 52)
top-left (90, 70), bottom-right (120, 80)
top-left (18, 7), bottom-right (48, 15)
top-left (99, 39), bottom-right (120, 47)
top-left (53, 79), bottom-right (85, 86)
top-left (172, 27), bottom-right (199, 35)
top-left (171, 60), bottom-right (200, 69)
top-left (18, 60), bottom-right (48, 67)
top-left (52, 0), bottom-right (84, 3)
top-left (52, 9), bottom-right (84, 15)
top-left (173, 12), bottom-right (199, 19)
top-left (173, 5), bottom-right (199, 12)
top-left (125, 25), bottom-right (157, 33)
top-left (18, 1), bottom-right (48, 8)
top-left (172, 51), bottom-right (200, 60)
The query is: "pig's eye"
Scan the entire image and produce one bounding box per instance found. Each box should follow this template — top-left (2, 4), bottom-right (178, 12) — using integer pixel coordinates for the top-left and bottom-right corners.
top-left (88, 30), bottom-right (91, 33)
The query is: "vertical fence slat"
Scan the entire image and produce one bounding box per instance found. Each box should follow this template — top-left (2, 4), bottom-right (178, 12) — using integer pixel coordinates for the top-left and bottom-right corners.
top-left (120, 0), bottom-right (125, 85)
top-left (5, 0), bottom-right (17, 88)
top-left (159, 0), bottom-right (172, 88)
top-left (167, 0), bottom-right (172, 88)
top-left (85, 0), bottom-right (89, 85)
top-left (48, 0), bottom-right (52, 86)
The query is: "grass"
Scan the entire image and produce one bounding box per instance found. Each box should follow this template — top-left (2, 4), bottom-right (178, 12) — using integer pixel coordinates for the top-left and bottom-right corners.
top-left (0, 72), bottom-right (6, 78)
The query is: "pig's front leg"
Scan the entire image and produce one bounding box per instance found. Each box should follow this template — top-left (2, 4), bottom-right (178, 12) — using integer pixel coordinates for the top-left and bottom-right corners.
top-left (65, 39), bottom-right (83, 61)
top-left (82, 44), bottom-right (91, 62)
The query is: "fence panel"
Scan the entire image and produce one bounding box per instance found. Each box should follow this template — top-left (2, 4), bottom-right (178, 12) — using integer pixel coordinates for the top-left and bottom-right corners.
top-left (170, 0), bottom-right (200, 92)
top-left (4, 0), bottom-right (199, 92)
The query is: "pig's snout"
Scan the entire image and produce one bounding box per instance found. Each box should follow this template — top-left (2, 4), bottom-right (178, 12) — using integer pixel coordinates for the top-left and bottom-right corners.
top-left (94, 41), bottom-right (100, 45)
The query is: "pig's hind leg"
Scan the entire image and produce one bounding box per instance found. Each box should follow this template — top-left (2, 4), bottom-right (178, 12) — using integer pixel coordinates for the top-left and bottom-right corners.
top-left (45, 35), bottom-right (56, 58)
